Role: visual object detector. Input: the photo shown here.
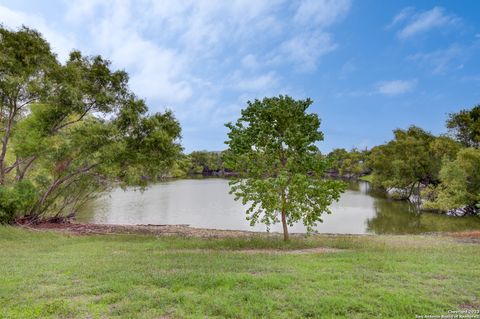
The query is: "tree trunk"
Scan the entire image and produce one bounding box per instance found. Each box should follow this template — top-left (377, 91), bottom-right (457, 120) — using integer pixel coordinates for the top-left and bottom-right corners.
top-left (280, 182), bottom-right (289, 241)
top-left (0, 108), bottom-right (15, 185)
top-left (30, 163), bottom-right (98, 218)
top-left (281, 209), bottom-right (289, 241)
top-left (16, 156), bottom-right (36, 181)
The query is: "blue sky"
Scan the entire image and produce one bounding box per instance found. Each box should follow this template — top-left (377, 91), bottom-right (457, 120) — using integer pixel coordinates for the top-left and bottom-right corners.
top-left (1, 0), bottom-right (479, 153)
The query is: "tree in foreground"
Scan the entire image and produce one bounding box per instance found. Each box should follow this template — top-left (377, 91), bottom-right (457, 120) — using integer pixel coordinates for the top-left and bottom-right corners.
top-left (225, 96), bottom-right (345, 241)
top-left (0, 26), bottom-right (182, 223)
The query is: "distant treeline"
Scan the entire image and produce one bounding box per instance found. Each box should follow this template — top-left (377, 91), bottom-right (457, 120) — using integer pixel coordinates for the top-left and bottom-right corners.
top-left (168, 151), bottom-right (234, 177)
top-left (325, 148), bottom-right (371, 179)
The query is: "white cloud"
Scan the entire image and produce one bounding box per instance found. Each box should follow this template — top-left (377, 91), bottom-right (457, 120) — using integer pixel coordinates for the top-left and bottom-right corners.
top-left (235, 72), bottom-right (280, 92)
top-left (60, 0), bottom-right (292, 109)
top-left (242, 54), bottom-right (259, 69)
top-left (408, 44), bottom-right (465, 74)
top-left (294, 0), bottom-right (351, 27)
top-left (72, 1), bottom-right (193, 105)
top-left (395, 7), bottom-right (458, 39)
top-left (64, 0), bottom-right (104, 22)
top-left (0, 0), bottom-right (350, 151)
top-left (0, 5), bottom-right (75, 62)
top-left (275, 32), bottom-right (337, 72)
top-left (375, 80), bottom-right (417, 96)
top-left (146, 0), bottom-right (284, 56)
top-left (273, 0), bottom-right (351, 72)
top-left (386, 7), bottom-right (414, 29)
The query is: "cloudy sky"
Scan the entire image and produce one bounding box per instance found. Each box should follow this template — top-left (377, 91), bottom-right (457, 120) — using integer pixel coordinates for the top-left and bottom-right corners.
top-left (1, 0), bottom-right (479, 152)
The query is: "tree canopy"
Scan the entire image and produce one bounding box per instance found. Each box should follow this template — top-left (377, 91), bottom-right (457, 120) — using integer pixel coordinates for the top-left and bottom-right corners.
top-left (423, 148), bottom-right (480, 211)
top-left (368, 126), bottom-right (459, 200)
top-left (0, 26), bottom-right (181, 223)
top-left (446, 105), bottom-right (480, 148)
top-left (225, 95), bottom-right (345, 240)
top-left (326, 148), bottom-right (370, 178)
top-left (188, 151), bottom-right (225, 175)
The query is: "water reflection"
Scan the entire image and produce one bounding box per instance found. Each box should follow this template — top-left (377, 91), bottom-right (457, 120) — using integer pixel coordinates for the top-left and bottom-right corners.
top-left (367, 200), bottom-right (424, 234)
top-left (77, 179), bottom-right (480, 234)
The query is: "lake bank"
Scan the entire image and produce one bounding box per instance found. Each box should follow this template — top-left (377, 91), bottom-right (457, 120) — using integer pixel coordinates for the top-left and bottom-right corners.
top-left (1, 226), bottom-right (479, 318)
top-left (17, 221), bottom-right (480, 240)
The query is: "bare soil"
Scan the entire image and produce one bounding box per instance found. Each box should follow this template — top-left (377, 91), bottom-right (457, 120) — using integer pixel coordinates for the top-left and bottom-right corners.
top-left (20, 221), bottom-right (272, 238)
top-left (18, 221), bottom-right (480, 242)
top-left (448, 230), bottom-right (480, 238)
top-left (447, 230), bottom-right (480, 244)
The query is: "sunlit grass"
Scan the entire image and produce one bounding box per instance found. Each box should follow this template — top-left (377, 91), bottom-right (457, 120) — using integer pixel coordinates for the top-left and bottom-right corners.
top-left (0, 227), bottom-right (479, 318)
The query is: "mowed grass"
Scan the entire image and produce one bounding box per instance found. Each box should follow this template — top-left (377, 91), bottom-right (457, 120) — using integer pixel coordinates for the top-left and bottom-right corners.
top-left (0, 227), bottom-right (479, 319)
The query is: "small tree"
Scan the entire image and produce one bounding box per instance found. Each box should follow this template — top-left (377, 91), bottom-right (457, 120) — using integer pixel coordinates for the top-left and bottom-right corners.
top-left (225, 96), bottom-right (345, 241)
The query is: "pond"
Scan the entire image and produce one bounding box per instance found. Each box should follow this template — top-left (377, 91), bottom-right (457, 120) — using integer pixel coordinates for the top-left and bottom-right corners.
top-left (77, 178), bottom-right (480, 234)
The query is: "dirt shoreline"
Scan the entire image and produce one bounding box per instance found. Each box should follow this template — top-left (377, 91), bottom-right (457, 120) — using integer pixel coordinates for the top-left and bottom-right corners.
top-left (20, 222), bottom-right (261, 238)
top-left (17, 221), bottom-right (480, 240)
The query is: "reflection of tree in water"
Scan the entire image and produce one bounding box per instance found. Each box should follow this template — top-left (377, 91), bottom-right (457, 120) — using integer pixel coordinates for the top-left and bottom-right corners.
top-left (367, 198), bottom-right (425, 234)
top-left (367, 197), bottom-right (480, 234)
top-left (345, 180), bottom-right (360, 192)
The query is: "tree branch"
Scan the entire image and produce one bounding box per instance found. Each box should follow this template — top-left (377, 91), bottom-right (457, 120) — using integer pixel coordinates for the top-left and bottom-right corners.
top-left (51, 104), bottom-right (94, 133)
top-left (31, 163), bottom-right (100, 218)
top-left (16, 156), bottom-right (37, 181)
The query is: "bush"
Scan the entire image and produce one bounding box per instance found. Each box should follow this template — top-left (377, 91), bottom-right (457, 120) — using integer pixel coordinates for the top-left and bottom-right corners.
top-left (0, 180), bottom-right (38, 224)
top-left (423, 148), bottom-right (480, 211)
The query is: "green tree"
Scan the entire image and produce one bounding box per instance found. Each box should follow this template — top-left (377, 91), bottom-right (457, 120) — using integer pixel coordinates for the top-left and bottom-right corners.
top-left (188, 151), bottom-right (224, 175)
top-left (424, 148), bottom-right (480, 211)
top-left (0, 26), bottom-right (182, 223)
top-left (225, 96), bottom-right (345, 241)
top-left (369, 126), bottom-right (459, 200)
top-left (446, 105), bottom-right (480, 148)
top-left (0, 26), bottom-right (57, 185)
top-left (326, 148), bottom-right (348, 175)
top-left (327, 148), bottom-right (369, 178)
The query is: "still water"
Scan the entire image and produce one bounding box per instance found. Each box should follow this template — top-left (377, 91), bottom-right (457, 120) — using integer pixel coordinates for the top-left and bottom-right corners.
top-left (77, 178), bottom-right (480, 234)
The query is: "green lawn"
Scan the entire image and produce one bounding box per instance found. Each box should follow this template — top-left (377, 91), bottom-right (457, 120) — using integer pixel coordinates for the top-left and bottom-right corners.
top-left (0, 227), bottom-right (479, 318)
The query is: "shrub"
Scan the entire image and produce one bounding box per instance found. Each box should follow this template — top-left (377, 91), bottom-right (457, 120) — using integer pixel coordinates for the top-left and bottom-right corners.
top-left (0, 180), bottom-right (37, 224)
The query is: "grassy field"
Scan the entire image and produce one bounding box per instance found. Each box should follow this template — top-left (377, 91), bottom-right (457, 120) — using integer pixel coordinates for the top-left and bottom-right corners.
top-left (0, 227), bottom-right (479, 318)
